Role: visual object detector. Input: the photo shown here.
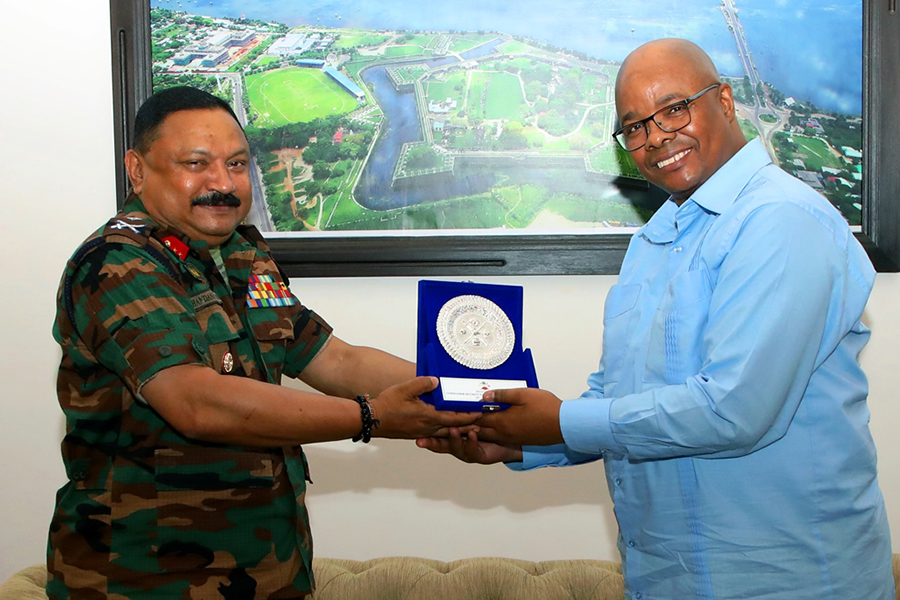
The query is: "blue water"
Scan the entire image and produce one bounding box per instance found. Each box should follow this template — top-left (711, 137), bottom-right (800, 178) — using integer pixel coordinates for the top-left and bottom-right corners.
top-left (355, 41), bottom-right (509, 209)
top-left (153, 0), bottom-right (862, 113)
top-left (332, 39), bottom-right (664, 212)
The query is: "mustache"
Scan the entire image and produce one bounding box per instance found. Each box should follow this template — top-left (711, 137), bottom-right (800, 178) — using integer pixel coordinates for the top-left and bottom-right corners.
top-left (191, 192), bottom-right (242, 207)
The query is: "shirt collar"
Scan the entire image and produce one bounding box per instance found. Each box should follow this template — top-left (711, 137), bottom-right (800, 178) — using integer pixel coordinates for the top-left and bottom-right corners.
top-left (638, 139), bottom-right (771, 244)
top-left (690, 138), bottom-right (771, 214)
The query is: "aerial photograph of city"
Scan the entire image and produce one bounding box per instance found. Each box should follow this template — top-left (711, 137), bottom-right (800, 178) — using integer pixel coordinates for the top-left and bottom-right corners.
top-left (148, 0), bottom-right (863, 235)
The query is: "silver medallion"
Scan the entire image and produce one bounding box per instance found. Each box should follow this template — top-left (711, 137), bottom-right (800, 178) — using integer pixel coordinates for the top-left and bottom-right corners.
top-left (436, 295), bottom-right (515, 370)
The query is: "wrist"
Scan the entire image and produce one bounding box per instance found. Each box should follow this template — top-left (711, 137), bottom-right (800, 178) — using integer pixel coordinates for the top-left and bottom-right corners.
top-left (502, 446), bottom-right (524, 464)
top-left (352, 394), bottom-right (380, 443)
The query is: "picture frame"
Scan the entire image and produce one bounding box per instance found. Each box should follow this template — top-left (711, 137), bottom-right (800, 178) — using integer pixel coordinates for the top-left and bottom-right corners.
top-left (109, 0), bottom-right (900, 277)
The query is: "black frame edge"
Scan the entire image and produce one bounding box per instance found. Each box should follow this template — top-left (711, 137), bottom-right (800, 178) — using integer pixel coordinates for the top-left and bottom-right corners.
top-left (862, 0), bottom-right (900, 272)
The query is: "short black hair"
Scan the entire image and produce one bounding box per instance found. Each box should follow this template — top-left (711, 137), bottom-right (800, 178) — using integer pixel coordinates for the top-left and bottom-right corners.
top-left (132, 86), bottom-right (243, 153)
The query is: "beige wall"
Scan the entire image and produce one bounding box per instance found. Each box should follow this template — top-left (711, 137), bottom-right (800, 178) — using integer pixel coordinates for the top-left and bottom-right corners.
top-left (1, 0), bottom-right (896, 581)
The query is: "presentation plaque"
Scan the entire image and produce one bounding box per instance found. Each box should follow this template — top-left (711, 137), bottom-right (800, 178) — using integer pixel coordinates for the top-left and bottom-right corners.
top-left (417, 280), bottom-right (539, 411)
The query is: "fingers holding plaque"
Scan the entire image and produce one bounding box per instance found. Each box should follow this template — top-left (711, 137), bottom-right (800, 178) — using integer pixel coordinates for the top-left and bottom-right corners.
top-left (417, 280), bottom-right (539, 412)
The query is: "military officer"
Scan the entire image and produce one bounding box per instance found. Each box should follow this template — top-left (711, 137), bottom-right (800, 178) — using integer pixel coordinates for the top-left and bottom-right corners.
top-left (47, 86), bottom-right (477, 599)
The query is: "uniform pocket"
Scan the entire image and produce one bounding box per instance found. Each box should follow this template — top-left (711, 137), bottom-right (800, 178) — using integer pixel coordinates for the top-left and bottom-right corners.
top-left (194, 302), bottom-right (240, 373)
top-left (154, 447), bottom-right (280, 573)
top-left (245, 305), bottom-right (296, 381)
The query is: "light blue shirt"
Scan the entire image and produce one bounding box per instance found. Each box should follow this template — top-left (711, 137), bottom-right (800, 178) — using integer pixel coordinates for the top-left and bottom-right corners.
top-left (515, 140), bottom-right (893, 599)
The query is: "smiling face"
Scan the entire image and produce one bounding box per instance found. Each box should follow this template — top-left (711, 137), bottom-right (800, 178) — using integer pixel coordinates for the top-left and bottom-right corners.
top-left (124, 108), bottom-right (252, 246)
top-left (615, 39), bottom-right (746, 204)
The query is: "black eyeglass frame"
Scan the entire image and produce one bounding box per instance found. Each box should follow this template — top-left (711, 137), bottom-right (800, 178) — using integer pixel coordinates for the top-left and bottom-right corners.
top-left (612, 83), bottom-right (722, 152)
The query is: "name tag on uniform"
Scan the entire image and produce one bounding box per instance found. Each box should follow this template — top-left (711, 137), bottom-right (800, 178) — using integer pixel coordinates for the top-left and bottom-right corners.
top-left (190, 290), bottom-right (221, 311)
top-left (247, 274), bottom-right (297, 308)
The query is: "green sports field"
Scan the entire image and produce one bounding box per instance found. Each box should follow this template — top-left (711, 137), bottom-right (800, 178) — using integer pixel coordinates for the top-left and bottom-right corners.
top-left (246, 67), bottom-right (359, 127)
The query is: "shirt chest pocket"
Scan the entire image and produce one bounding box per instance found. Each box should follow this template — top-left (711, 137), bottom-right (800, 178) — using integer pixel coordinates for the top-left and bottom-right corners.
top-left (601, 283), bottom-right (641, 385)
top-left (244, 305), bottom-right (296, 381)
top-left (644, 269), bottom-right (712, 385)
top-left (194, 302), bottom-right (240, 374)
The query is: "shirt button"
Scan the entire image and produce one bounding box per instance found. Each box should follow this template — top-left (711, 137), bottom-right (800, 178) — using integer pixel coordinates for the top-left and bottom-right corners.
top-left (192, 337), bottom-right (209, 355)
top-left (158, 345), bottom-right (172, 358)
top-left (672, 246), bottom-right (683, 252)
top-left (635, 593), bottom-right (643, 600)
top-left (628, 540), bottom-right (636, 548)
top-left (615, 478), bottom-right (623, 486)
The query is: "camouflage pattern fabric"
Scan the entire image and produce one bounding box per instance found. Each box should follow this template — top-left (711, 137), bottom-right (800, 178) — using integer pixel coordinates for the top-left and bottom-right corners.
top-left (47, 196), bottom-right (332, 599)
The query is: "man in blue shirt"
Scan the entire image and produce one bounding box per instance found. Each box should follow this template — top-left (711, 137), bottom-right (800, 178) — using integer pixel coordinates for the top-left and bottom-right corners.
top-left (419, 39), bottom-right (894, 599)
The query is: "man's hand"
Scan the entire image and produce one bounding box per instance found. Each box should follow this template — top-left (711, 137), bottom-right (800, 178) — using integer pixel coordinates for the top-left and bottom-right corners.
top-left (370, 376), bottom-right (480, 439)
top-left (473, 388), bottom-right (564, 446)
top-left (417, 428), bottom-right (522, 464)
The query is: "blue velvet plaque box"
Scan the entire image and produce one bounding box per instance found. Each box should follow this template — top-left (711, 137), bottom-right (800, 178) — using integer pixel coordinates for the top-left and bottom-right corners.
top-left (417, 280), bottom-right (538, 411)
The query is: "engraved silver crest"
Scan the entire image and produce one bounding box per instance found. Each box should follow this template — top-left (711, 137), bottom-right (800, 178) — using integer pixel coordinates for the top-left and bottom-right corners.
top-left (436, 295), bottom-right (515, 369)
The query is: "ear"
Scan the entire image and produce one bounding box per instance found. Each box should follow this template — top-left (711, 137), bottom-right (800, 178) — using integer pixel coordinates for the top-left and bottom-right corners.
top-left (124, 149), bottom-right (146, 195)
top-left (718, 82), bottom-right (737, 122)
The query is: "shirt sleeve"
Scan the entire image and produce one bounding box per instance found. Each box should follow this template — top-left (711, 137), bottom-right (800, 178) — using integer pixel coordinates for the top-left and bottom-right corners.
top-left (563, 202), bottom-right (858, 460)
top-left (282, 305), bottom-right (333, 379)
top-left (68, 242), bottom-right (209, 398)
top-left (506, 443), bottom-right (602, 471)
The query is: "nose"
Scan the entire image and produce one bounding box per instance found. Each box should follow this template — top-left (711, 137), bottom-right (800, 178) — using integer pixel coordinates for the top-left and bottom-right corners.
top-left (207, 161), bottom-right (237, 194)
top-left (644, 118), bottom-right (675, 150)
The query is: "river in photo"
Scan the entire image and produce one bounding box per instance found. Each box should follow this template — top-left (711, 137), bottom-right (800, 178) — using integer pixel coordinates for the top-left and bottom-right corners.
top-left (353, 40), bottom-right (664, 212)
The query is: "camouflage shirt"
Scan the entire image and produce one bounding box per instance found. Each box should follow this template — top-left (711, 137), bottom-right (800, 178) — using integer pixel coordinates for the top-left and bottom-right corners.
top-left (47, 197), bottom-right (332, 599)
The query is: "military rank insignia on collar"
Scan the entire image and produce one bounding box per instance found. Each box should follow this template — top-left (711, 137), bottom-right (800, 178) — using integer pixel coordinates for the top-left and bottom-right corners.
top-left (161, 235), bottom-right (189, 261)
top-left (247, 274), bottom-right (297, 308)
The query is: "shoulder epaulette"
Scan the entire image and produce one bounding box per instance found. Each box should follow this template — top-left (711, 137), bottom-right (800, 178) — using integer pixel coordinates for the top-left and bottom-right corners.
top-left (64, 214), bottom-right (182, 329)
top-left (98, 213), bottom-right (185, 280)
top-left (100, 214), bottom-right (155, 247)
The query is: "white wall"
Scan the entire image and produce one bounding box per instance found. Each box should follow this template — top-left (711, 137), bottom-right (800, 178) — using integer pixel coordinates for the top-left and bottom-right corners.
top-left (1, 0), bottom-right (896, 581)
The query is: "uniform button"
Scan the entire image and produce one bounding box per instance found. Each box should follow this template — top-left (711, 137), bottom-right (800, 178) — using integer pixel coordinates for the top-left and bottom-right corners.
top-left (615, 478), bottom-right (623, 486)
top-left (192, 337), bottom-right (209, 355)
top-left (158, 345), bottom-right (172, 357)
top-left (635, 593), bottom-right (643, 599)
top-left (628, 540), bottom-right (636, 548)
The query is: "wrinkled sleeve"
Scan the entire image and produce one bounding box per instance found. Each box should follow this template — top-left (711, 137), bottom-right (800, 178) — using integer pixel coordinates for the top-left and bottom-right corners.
top-left (67, 243), bottom-right (208, 398)
top-left (564, 203), bottom-right (861, 460)
top-left (282, 305), bottom-right (333, 379)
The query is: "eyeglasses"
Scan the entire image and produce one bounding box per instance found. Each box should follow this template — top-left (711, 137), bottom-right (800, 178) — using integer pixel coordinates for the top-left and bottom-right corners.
top-left (612, 83), bottom-right (721, 152)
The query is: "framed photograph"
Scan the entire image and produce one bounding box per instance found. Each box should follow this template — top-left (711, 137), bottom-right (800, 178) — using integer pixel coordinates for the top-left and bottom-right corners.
top-left (110, 0), bottom-right (900, 276)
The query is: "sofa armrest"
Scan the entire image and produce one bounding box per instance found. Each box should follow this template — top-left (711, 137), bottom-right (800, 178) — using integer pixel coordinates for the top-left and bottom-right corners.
top-left (0, 565), bottom-right (48, 600)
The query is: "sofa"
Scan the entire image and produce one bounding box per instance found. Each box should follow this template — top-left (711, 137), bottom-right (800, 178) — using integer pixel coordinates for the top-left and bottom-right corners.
top-left (2, 555), bottom-right (899, 599)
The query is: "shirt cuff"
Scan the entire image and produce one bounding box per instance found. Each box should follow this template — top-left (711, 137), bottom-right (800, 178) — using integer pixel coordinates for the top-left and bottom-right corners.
top-left (560, 397), bottom-right (621, 455)
top-left (506, 444), bottom-right (568, 471)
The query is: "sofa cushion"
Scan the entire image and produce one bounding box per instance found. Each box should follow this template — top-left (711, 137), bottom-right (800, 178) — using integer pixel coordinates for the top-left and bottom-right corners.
top-left (310, 557), bottom-right (624, 600)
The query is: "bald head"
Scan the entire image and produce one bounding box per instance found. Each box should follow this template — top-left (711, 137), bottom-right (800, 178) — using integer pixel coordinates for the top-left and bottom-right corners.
top-left (616, 39), bottom-right (719, 97)
top-left (614, 38), bottom-right (746, 203)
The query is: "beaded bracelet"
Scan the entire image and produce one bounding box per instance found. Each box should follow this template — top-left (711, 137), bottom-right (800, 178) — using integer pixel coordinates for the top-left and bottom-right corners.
top-left (352, 394), bottom-right (380, 443)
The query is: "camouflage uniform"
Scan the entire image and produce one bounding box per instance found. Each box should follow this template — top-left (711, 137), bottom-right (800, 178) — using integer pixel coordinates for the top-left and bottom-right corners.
top-left (48, 196), bottom-right (332, 599)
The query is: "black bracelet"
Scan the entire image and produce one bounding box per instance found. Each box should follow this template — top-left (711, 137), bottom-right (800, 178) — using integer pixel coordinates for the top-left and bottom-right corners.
top-left (352, 394), bottom-right (380, 443)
